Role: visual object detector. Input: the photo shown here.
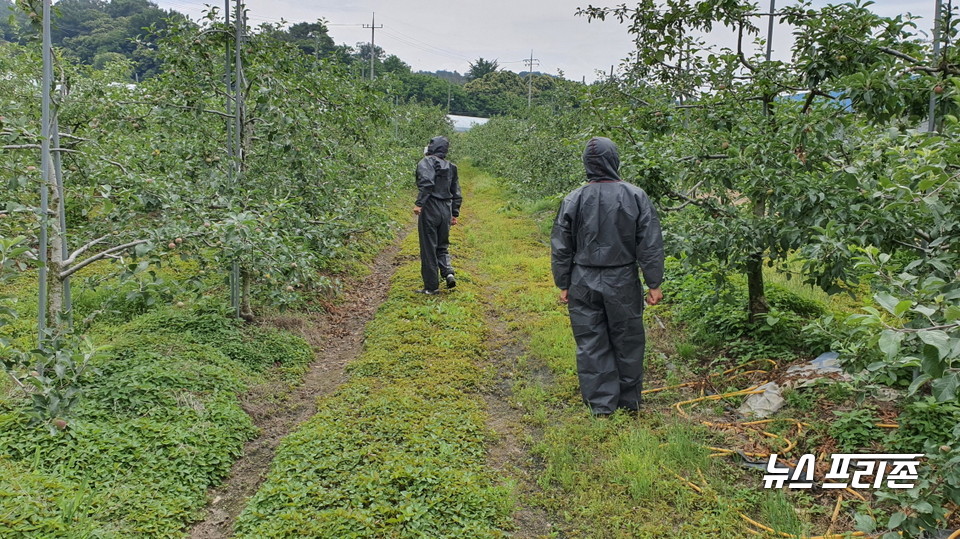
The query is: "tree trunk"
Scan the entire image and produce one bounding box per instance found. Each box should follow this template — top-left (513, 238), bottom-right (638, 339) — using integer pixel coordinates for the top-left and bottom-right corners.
top-left (48, 179), bottom-right (63, 324)
top-left (49, 114), bottom-right (70, 329)
top-left (748, 165), bottom-right (769, 322)
top-left (746, 255), bottom-right (769, 322)
top-left (239, 268), bottom-right (255, 322)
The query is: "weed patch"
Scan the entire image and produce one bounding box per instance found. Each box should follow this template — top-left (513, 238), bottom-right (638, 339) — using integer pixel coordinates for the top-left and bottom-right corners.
top-left (0, 303), bottom-right (311, 536)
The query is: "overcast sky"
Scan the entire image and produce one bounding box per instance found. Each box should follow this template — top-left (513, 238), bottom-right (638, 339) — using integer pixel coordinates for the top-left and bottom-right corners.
top-left (151, 1), bottom-right (939, 82)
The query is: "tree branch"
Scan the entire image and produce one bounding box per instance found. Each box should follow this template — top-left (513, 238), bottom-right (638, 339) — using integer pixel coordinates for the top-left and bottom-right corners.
top-left (1, 144), bottom-right (39, 150)
top-left (664, 188), bottom-right (731, 216)
top-left (2, 144), bottom-right (81, 154)
top-left (59, 239), bottom-right (150, 279)
top-left (116, 101), bottom-right (236, 119)
top-left (5, 372), bottom-right (27, 392)
top-left (909, 65), bottom-right (960, 76)
top-left (2, 144), bottom-right (128, 174)
top-left (100, 157), bottom-right (128, 174)
top-left (63, 234), bottom-right (112, 266)
top-left (661, 180), bottom-right (707, 212)
top-left (662, 200), bottom-right (694, 212)
top-left (841, 35), bottom-right (933, 69)
top-left (680, 154), bottom-right (730, 162)
top-left (738, 23), bottom-right (757, 72)
top-left (58, 133), bottom-right (89, 142)
top-left (799, 89), bottom-right (837, 114)
top-left (875, 45), bottom-right (924, 65)
top-left (886, 322), bottom-right (960, 334)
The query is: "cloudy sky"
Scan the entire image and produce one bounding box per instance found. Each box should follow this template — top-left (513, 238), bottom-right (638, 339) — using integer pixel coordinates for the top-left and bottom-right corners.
top-left (151, 1), bottom-right (938, 82)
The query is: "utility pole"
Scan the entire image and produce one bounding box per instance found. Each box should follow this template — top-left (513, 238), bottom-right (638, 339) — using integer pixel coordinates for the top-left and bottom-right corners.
top-left (363, 13), bottom-right (382, 80)
top-left (447, 81), bottom-right (452, 112)
top-left (524, 50), bottom-right (540, 108)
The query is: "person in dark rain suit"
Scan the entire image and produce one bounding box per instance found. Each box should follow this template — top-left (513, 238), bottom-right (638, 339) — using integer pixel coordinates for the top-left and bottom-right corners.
top-left (551, 137), bottom-right (665, 416)
top-left (414, 136), bottom-right (463, 295)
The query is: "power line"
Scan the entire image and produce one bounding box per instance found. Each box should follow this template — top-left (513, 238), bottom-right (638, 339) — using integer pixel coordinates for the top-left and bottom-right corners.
top-left (380, 26), bottom-right (472, 61)
top-left (379, 29), bottom-right (470, 62)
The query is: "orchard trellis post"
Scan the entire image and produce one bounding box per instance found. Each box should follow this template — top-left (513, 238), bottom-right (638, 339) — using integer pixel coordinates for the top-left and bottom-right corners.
top-left (234, 0), bottom-right (253, 320)
top-left (929, 0), bottom-right (946, 133)
top-left (229, 1), bottom-right (255, 321)
top-left (222, 0), bottom-right (246, 318)
top-left (37, 0), bottom-right (52, 342)
top-left (225, 0), bottom-right (241, 317)
top-left (30, 0), bottom-right (154, 339)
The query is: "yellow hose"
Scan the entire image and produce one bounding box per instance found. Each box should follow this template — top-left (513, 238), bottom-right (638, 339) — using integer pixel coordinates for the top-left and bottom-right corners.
top-left (651, 358), bottom-right (899, 538)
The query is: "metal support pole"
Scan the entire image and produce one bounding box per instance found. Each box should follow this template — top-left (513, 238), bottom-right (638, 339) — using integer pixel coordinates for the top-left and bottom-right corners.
top-left (231, 0), bottom-right (243, 317)
top-left (225, 0), bottom-right (233, 172)
top-left (224, 0), bottom-right (239, 315)
top-left (929, 0), bottom-right (944, 133)
top-left (234, 0), bottom-right (243, 174)
top-left (762, 0), bottom-right (776, 118)
top-left (765, 0), bottom-right (776, 63)
top-left (38, 0), bottom-right (52, 342)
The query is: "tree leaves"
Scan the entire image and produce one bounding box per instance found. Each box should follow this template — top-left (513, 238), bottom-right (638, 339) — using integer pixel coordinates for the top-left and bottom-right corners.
top-left (879, 330), bottom-right (904, 359)
top-left (932, 373), bottom-right (960, 402)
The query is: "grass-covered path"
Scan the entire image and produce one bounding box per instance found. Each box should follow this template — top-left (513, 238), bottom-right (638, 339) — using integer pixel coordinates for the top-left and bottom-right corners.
top-left (189, 229), bottom-right (412, 538)
top-left (224, 165), bottom-right (777, 537)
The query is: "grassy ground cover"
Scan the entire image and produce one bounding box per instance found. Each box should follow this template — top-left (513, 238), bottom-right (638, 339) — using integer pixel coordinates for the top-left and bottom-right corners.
top-left (461, 165), bottom-right (760, 537)
top-left (0, 170), bottom-right (416, 536)
top-left (462, 162), bottom-right (960, 537)
top-left (233, 223), bottom-right (513, 537)
top-left (0, 297), bottom-right (312, 536)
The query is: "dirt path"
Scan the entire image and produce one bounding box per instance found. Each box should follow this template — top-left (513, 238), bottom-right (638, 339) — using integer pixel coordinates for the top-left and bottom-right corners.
top-left (188, 226), bottom-right (411, 539)
top-left (458, 167), bottom-right (557, 537)
top-left (481, 313), bottom-right (556, 538)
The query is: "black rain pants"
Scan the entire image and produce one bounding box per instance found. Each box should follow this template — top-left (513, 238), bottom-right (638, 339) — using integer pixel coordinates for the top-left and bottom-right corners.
top-left (567, 264), bottom-right (646, 415)
top-left (418, 196), bottom-right (454, 291)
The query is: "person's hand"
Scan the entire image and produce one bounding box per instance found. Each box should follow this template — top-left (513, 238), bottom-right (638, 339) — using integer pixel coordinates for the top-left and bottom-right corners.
top-left (645, 287), bottom-right (663, 306)
top-left (450, 216), bottom-right (459, 226)
top-left (413, 205), bottom-right (422, 215)
top-left (559, 289), bottom-right (569, 304)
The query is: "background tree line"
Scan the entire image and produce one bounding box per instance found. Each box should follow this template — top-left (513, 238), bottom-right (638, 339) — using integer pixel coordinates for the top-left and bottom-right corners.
top-left (0, 0), bottom-right (573, 116)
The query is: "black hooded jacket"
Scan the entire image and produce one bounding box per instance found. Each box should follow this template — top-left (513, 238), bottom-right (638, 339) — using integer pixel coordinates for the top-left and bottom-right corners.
top-left (551, 137), bottom-right (665, 290)
top-left (415, 136), bottom-right (463, 216)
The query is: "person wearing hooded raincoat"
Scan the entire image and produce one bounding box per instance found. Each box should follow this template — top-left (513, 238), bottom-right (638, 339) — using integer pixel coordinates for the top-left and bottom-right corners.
top-left (551, 137), bottom-right (665, 416)
top-left (414, 136), bottom-right (463, 294)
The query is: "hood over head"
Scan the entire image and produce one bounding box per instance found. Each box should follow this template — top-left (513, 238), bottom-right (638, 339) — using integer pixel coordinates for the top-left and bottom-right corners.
top-left (427, 136), bottom-right (449, 158)
top-left (582, 136), bottom-right (621, 182)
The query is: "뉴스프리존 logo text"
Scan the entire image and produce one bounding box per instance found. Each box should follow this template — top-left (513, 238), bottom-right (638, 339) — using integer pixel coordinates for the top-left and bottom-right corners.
top-left (762, 453), bottom-right (923, 490)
